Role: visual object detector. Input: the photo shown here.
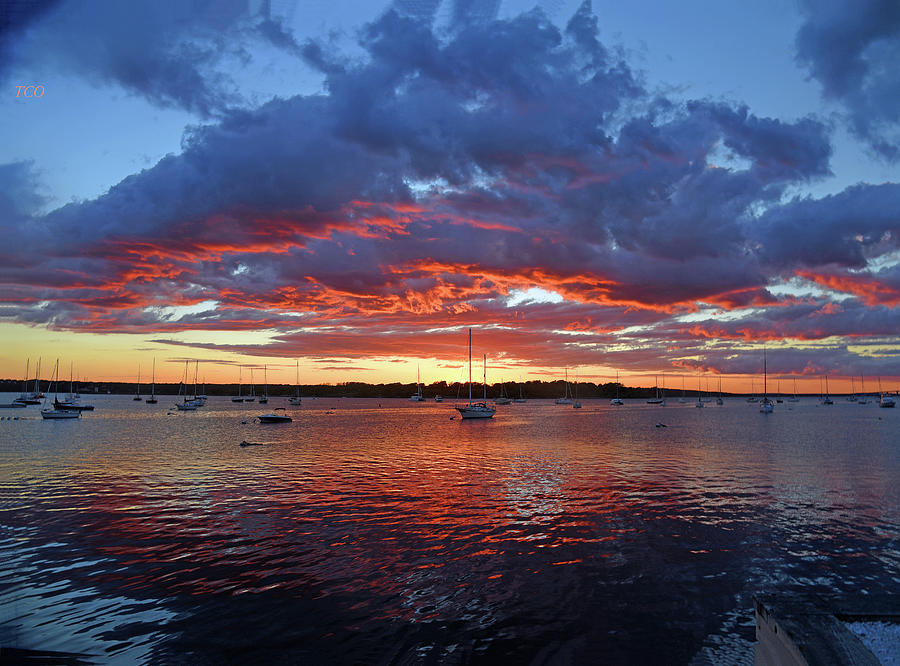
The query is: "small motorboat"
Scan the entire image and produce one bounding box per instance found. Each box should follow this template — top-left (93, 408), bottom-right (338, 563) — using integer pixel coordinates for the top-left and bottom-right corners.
top-left (54, 397), bottom-right (94, 411)
top-left (257, 408), bottom-right (292, 423)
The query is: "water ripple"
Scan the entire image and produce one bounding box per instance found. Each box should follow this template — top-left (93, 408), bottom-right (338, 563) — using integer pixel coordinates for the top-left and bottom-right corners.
top-left (1, 396), bottom-right (898, 663)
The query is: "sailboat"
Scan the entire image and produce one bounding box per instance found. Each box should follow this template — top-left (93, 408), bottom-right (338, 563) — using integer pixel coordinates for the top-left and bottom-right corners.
top-left (646, 375), bottom-right (665, 405)
top-left (175, 361), bottom-right (203, 410)
top-left (760, 350), bottom-right (773, 413)
top-left (494, 380), bottom-right (512, 405)
top-left (145, 358), bottom-right (158, 403)
top-left (858, 375), bottom-right (868, 404)
top-left (611, 370), bottom-right (624, 405)
top-left (289, 360), bottom-right (302, 405)
top-left (695, 369), bottom-right (704, 408)
top-left (133, 365), bottom-right (142, 400)
top-left (54, 361), bottom-right (94, 411)
top-left (232, 365), bottom-right (244, 402)
top-left (14, 359), bottom-right (38, 405)
top-left (878, 377), bottom-right (895, 408)
top-left (514, 381), bottom-right (527, 403)
top-left (846, 376), bottom-right (857, 402)
top-left (456, 329), bottom-right (496, 419)
top-left (409, 366), bottom-right (425, 402)
top-left (573, 371), bottom-right (582, 409)
top-left (258, 365), bottom-right (268, 404)
top-left (555, 368), bottom-right (573, 404)
top-left (245, 367), bottom-right (256, 402)
top-left (196, 377), bottom-right (207, 404)
top-left (746, 378), bottom-right (758, 402)
top-left (715, 376), bottom-right (724, 405)
top-left (821, 375), bottom-right (833, 405)
top-left (15, 358), bottom-right (45, 404)
top-left (41, 359), bottom-right (81, 419)
top-left (786, 378), bottom-right (799, 402)
top-left (679, 376), bottom-right (687, 403)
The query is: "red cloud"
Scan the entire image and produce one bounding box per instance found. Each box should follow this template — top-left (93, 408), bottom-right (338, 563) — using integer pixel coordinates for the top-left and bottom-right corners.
top-left (796, 269), bottom-right (900, 306)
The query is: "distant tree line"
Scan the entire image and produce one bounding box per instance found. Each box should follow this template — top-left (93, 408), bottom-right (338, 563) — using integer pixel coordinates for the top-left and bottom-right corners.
top-left (0, 378), bottom-right (739, 399)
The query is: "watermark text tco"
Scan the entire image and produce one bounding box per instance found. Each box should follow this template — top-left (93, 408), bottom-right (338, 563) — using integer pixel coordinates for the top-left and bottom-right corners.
top-left (16, 86), bottom-right (45, 97)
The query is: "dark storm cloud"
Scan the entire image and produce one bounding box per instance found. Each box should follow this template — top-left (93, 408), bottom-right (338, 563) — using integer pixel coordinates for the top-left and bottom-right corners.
top-left (755, 183), bottom-right (900, 270)
top-left (795, 0), bottom-right (900, 160)
top-left (0, 160), bottom-right (47, 218)
top-left (1, 0), bottom-right (304, 118)
top-left (0, 0), bottom-right (61, 76)
top-left (2, 1), bottom-right (899, 374)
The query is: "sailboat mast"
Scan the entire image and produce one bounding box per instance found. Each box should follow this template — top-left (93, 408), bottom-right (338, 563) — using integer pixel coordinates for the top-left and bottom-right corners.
top-left (763, 349), bottom-right (767, 398)
top-left (468, 328), bottom-right (472, 403)
top-left (483, 354), bottom-right (487, 401)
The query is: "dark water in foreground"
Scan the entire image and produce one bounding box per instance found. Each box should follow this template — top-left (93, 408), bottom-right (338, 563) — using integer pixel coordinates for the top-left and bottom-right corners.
top-left (1, 395), bottom-right (898, 664)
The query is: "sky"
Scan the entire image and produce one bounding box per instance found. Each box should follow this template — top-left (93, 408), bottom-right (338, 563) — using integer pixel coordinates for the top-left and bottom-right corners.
top-left (1, 0), bottom-right (899, 392)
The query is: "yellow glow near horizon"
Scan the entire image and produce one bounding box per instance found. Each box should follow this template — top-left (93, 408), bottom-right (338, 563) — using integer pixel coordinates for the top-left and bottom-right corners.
top-left (1, 323), bottom-right (897, 393)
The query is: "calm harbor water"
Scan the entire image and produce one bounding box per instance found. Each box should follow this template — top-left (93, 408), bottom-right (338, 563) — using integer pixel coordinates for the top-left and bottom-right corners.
top-left (1, 394), bottom-right (898, 663)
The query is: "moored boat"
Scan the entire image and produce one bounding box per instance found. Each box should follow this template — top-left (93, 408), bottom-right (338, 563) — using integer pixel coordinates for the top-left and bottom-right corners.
top-left (494, 380), bottom-right (511, 405)
top-left (409, 366), bottom-right (426, 402)
top-left (54, 397), bottom-right (94, 411)
top-left (289, 359), bottom-right (302, 405)
top-left (258, 408), bottom-right (292, 423)
top-left (555, 368), bottom-right (573, 404)
top-left (14, 358), bottom-right (43, 404)
top-left (456, 329), bottom-right (496, 420)
top-left (878, 377), bottom-right (895, 408)
top-left (41, 359), bottom-right (81, 420)
top-left (760, 350), bottom-right (773, 413)
top-left (146, 358), bottom-right (158, 403)
top-left (646, 376), bottom-right (665, 405)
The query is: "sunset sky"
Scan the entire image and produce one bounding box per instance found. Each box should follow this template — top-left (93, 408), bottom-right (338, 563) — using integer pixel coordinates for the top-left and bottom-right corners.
top-left (1, 0), bottom-right (899, 392)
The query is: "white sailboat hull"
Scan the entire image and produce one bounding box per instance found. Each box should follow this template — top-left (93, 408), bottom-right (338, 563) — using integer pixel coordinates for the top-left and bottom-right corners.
top-left (41, 409), bottom-right (80, 419)
top-left (258, 414), bottom-right (292, 423)
top-left (456, 404), bottom-right (496, 419)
